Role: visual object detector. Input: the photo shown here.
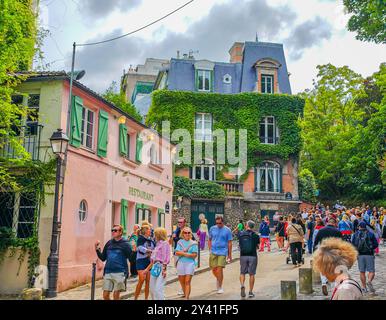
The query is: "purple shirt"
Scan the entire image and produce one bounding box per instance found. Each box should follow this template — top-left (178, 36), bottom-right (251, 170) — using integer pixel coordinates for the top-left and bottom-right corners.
top-left (150, 240), bottom-right (171, 265)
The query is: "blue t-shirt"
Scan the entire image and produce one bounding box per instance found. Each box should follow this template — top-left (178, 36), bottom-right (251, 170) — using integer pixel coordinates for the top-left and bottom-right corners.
top-left (175, 239), bottom-right (198, 264)
top-left (209, 225), bottom-right (233, 256)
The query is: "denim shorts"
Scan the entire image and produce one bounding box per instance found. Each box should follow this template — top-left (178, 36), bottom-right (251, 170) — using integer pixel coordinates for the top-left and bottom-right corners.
top-left (103, 272), bottom-right (126, 292)
top-left (358, 255), bottom-right (375, 273)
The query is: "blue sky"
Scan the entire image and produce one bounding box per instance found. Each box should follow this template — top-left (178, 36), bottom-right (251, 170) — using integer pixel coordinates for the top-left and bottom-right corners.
top-left (39, 0), bottom-right (386, 93)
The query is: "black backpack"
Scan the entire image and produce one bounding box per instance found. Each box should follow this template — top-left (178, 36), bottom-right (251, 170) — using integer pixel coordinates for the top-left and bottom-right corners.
top-left (238, 230), bottom-right (254, 255)
top-left (357, 230), bottom-right (373, 254)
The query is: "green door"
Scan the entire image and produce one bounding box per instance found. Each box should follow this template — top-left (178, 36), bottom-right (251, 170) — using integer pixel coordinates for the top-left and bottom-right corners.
top-left (191, 201), bottom-right (224, 233)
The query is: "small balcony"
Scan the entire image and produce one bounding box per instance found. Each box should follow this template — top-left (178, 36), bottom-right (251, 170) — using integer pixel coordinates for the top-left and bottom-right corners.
top-left (0, 124), bottom-right (43, 161)
top-left (216, 181), bottom-right (244, 194)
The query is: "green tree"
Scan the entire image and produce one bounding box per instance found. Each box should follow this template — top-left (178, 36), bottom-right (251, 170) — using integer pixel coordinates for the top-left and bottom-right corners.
top-left (0, 0), bottom-right (38, 189)
top-left (300, 63), bottom-right (385, 202)
top-left (343, 0), bottom-right (386, 44)
top-left (102, 82), bottom-right (142, 122)
top-left (298, 169), bottom-right (317, 203)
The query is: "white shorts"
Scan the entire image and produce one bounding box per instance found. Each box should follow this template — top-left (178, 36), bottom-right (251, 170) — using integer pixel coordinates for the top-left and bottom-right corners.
top-left (176, 261), bottom-right (195, 276)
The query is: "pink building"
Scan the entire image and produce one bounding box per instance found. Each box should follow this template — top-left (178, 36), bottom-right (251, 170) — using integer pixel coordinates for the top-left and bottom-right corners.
top-left (0, 72), bottom-right (173, 294)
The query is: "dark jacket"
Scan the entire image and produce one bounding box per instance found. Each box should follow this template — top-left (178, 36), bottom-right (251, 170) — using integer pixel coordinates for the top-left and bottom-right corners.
top-left (259, 221), bottom-right (270, 237)
top-left (313, 225), bottom-right (342, 251)
top-left (96, 238), bottom-right (132, 275)
top-left (351, 229), bottom-right (379, 255)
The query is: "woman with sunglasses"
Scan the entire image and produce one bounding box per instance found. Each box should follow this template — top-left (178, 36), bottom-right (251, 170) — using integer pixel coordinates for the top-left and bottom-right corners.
top-left (134, 225), bottom-right (155, 300)
top-left (175, 227), bottom-right (198, 299)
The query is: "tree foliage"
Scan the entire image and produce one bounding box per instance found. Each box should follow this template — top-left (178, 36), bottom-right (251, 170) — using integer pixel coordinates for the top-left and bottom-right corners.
top-left (300, 63), bottom-right (386, 202)
top-left (343, 0), bottom-right (386, 44)
top-left (298, 168), bottom-right (317, 203)
top-left (174, 176), bottom-right (225, 199)
top-left (102, 81), bottom-right (142, 122)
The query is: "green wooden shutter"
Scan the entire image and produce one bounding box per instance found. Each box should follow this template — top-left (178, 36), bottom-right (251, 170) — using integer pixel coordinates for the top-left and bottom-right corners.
top-left (210, 70), bottom-right (214, 92)
top-left (119, 124), bottom-right (128, 156)
top-left (97, 110), bottom-right (109, 157)
top-left (120, 199), bottom-right (128, 236)
top-left (70, 96), bottom-right (83, 147)
top-left (135, 134), bottom-right (142, 162)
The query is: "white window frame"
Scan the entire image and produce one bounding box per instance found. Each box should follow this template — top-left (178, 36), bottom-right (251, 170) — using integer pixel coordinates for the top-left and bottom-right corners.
top-left (79, 200), bottom-right (88, 223)
top-left (150, 143), bottom-right (158, 164)
top-left (197, 70), bottom-right (211, 92)
top-left (81, 107), bottom-right (94, 149)
top-left (261, 74), bottom-right (274, 94)
top-left (256, 161), bottom-right (280, 193)
top-left (259, 116), bottom-right (279, 144)
top-left (194, 113), bottom-right (212, 141)
top-left (191, 159), bottom-right (216, 181)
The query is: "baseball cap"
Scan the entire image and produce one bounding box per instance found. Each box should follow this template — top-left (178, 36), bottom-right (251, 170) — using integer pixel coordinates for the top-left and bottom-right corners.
top-left (359, 221), bottom-right (367, 228)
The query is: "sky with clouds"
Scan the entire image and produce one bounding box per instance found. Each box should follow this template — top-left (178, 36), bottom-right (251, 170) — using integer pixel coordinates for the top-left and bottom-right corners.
top-left (39, 0), bottom-right (386, 94)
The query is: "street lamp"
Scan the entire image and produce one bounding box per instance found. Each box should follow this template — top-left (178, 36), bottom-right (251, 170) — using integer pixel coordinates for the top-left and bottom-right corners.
top-left (46, 129), bottom-right (69, 298)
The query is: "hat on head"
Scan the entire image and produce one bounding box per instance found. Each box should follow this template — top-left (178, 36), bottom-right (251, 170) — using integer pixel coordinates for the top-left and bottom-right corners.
top-left (359, 221), bottom-right (367, 228)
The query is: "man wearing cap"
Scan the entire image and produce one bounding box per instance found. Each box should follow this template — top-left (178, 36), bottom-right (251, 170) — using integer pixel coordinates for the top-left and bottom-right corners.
top-left (313, 216), bottom-right (342, 296)
top-left (351, 221), bottom-right (379, 293)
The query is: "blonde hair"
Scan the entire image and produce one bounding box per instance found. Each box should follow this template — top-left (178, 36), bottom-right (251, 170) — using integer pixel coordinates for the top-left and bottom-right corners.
top-left (312, 238), bottom-right (357, 278)
top-left (342, 215), bottom-right (348, 221)
top-left (140, 225), bottom-right (151, 236)
top-left (181, 227), bottom-right (193, 240)
top-left (141, 220), bottom-right (150, 226)
top-left (154, 227), bottom-right (167, 241)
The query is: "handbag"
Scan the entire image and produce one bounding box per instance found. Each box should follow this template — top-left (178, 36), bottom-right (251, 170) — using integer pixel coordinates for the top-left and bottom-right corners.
top-left (150, 262), bottom-right (162, 277)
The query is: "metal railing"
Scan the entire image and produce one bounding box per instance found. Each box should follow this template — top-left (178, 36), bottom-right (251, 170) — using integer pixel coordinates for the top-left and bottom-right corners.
top-left (216, 181), bottom-right (244, 193)
top-left (0, 124), bottom-right (43, 161)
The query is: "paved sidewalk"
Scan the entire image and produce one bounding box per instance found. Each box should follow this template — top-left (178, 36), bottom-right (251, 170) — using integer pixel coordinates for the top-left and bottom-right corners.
top-left (50, 241), bottom-right (240, 300)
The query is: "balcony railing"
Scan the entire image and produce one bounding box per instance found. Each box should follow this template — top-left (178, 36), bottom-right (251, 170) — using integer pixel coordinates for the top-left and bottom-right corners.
top-left (216, 181), bottom-right (244, 193)
top-left (0, 124), bottom-right (43, 161)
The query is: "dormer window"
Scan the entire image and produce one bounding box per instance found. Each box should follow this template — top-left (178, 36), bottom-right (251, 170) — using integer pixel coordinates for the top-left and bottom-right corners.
top-left (261, 74), bottom-right (274, 94)
top-left (197, 70), bottom-right (211, 92)
top-left (194, 60), bottom-right (215, 92)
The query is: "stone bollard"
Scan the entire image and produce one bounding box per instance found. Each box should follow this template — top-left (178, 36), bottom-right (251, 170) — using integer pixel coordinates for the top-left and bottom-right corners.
top-left (21, 288), bottom-right (43, 300)
top-left (310, 259), bottom-right (321, 285)
top-left (299, 268), bottom-right (313, 294)
top-left (281, 281), bottom-right (297, 300)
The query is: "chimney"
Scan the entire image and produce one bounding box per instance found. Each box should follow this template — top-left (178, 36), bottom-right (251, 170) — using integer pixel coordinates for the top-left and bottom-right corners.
top-left (228, 42), bottom-right (244, 63)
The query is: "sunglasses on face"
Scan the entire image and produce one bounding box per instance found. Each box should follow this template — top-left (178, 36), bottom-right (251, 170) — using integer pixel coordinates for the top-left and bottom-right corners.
top-left (111, 229), bottom-right (120, 233)
top-left (216, 222), bottom-right (223, 225)
top-left (183, 232), bottom-right (191, 234)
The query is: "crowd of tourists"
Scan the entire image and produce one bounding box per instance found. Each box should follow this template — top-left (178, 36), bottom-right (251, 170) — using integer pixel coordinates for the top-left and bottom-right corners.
top-left (93, 203), bottom-right (385, 300)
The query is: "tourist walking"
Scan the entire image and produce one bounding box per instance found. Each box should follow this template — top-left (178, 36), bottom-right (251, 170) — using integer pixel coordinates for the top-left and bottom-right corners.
top-left (313, 217), bottom-right (342, 296)
top-left (175, 227), bottom-right (198, 299)
top-left (259, 216), bottom-right (271, 252)
top-left (274, 216), bottom-right (286, 252)
top-left (306, 215), bottom-right (315, 254)
top-left (208, 216), bottom-right (233, 294)
top-left (381, 209), bottom-right (386, 245)
top-left (286, 218), bottom-right (304, 267)
top-left (312, 238), bottom-right (362, 300)
top-left (143, 228), bottom-right (170, 300)
top-left (351, 221), bottom-right (379, 293)
top-left (238, 220), bottom-right (260, 298)
top-left (95, 225), bottom-right (132, 300)
top-left (338, 215), bottom-right (353, 242)
top-left (128, 224), bottom-right (140, 278)
top-left (233, 219), bottom-right (245, 237)
top-left (134, 225), bottom-right (155, 300)
top-left (197, 218), bottom-right (208, 250)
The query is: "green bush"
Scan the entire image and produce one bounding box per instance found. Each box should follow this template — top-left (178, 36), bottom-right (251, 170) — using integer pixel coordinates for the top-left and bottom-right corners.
top-left (174, 176), bottom-right (225, 199)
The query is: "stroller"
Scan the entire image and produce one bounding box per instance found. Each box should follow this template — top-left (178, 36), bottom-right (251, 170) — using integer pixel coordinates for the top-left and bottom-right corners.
top-left (286, 246), bottom-right (305, 265)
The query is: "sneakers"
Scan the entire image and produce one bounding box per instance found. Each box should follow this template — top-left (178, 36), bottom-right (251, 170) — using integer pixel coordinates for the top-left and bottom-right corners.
top-left (248, 292), bottom-right (255, 298)
top-left (217, 288), bottom-right (224, 294)
top-left (362, 287), bottom-right (368, 293)
top-left (322, 284), bottom-right (328, 296)
top-left (240, 286), bottom-right (246, 298)
top-left (367, 282), bottom-right (375, 293)
top-left (177, 289), bottom-right (184, 296)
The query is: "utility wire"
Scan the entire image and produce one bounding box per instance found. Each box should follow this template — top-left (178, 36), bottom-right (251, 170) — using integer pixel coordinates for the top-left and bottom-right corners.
top-left (76, 0), bottom-right (194, 47)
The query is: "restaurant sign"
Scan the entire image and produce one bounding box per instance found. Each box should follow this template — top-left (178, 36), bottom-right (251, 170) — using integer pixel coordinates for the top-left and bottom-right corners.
top-left (129, 187), bottom-right (154, 202)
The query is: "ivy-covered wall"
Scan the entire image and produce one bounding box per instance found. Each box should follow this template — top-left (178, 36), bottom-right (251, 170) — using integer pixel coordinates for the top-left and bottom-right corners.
top-left (147, 90), bottom-right (304, 172)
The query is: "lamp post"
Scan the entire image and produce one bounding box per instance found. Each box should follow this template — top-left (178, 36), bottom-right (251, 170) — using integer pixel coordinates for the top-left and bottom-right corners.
top-left (46, 129), bottom-right (69, 298)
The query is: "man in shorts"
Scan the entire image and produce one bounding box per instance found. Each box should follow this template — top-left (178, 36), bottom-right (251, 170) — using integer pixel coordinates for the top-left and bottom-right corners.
top-left (208, 216), bottom-right (233, 294)
top-left (238, 220), bottom-right (260, 298)
top-left (95, 224), bottom-right (132, 300)
top-left (351, 221), bottom-right (379, 293)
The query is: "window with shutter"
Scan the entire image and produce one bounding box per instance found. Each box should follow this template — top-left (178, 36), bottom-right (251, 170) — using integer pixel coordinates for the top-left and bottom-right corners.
top-left (70, 96), bottom-right (83, 147)
top-left (119, 124), bottom-right (128, 156)
top-left (135, 134), bottom-right (143, 162)
top-left (97, 110), bottom-right (109, 157)
top-left (120, 199), bottom-right (128, 236)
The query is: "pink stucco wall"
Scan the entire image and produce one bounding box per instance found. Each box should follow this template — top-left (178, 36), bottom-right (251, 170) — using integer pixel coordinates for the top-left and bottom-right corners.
top-left (57, 82), bottom-right (173, 291)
